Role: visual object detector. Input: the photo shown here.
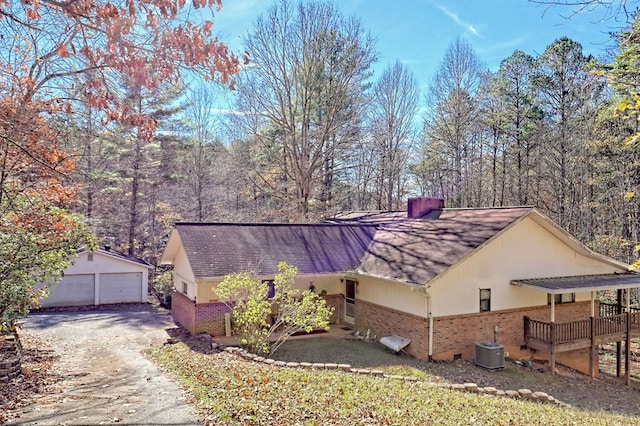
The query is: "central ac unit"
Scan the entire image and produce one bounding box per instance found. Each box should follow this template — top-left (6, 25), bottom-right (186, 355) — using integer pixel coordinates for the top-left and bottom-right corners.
top-left (475, 341), bottom-right (505, 369)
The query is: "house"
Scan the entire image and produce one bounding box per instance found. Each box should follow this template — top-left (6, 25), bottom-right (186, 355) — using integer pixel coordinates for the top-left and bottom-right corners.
top-left (37, 248), bottom-right (153, 308)
top-left (160, 197), bottom-right (640, 377)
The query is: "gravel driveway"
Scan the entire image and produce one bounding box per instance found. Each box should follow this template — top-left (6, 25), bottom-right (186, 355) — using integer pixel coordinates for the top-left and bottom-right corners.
top-left (8, 305), bottom-right (201, 425)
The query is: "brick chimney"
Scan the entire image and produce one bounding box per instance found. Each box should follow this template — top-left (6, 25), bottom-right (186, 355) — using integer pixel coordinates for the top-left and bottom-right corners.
top-left (407, 197), bottom-right (444, 218)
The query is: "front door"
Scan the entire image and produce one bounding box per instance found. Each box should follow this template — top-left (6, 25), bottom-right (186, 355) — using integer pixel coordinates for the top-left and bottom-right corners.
top-left (345, 279), bottom-right (356, 324)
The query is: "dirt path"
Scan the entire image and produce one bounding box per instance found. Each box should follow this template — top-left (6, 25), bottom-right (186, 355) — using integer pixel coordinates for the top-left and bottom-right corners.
top-left (3, 305), bottom-right (201, 425)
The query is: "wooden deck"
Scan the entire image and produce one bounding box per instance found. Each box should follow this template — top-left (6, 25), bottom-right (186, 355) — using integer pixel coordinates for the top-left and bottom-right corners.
top-left (524, 304), bottom-right (640, 353)
top-left (524, 312), bottom-right (640, 352)
top-left (523, 303), bottom-right (640, 380)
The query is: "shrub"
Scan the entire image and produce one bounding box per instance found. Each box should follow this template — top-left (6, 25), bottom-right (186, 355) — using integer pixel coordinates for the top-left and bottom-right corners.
top-left (214, 262), bottom-right (333, 355)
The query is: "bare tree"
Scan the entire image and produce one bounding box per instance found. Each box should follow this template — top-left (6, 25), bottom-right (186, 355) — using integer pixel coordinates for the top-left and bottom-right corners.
top-left (531, 0), bottom-right (638, 22)
top-left (369, 61), bottom-right (421, 210)
top-left (423, 37), bottom-right (484, 207)
top-left (495, 50), bottom-right (540, 206)
top-left (533, 37), bottom-right (604, 231)
top-left (232, 0), bottom-right (376, 218)
top-left (181, 86), bottom-right (224, 221)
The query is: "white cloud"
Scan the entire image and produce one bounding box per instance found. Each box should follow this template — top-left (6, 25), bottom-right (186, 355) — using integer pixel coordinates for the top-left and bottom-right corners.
top-left (210, 108), bottom-right (252, 116)
top-left (436, 4), bottom-right (480, 37)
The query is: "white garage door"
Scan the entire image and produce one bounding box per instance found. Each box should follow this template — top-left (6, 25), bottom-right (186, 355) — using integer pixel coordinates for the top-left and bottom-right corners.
top-left (99, 272), bottom-right (143, 304)
top-left (40, 274), bottom-right (95, 308)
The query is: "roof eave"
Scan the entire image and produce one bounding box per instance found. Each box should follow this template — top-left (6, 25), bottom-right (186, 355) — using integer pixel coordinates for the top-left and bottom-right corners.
top-left (527, 210), bottom-right (631, 270)
top-left (511, 281), bottom-right (640, 294)
top-left (81, 248), bottom-right (154, 269)
top-left (353, 270), bottom-right (425, 290)
top-left (160, 229), bottom-right (182, 265)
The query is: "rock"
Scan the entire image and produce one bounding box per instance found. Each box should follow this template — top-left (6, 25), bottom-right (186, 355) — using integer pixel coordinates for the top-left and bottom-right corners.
top-left (484, 386), bottom-right (497, 395)
top-left (464, 383), bottom-right (478, 393)
top-left (505, 390), bottom-right (520, 398)
top-left (518, 389), bottom-right (533, 399)
top-left (532, 391), bottom-right (548, 402)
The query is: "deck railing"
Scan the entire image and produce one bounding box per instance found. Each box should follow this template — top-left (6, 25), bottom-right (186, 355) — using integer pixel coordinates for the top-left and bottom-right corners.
top-left (525, 312), bottom-right (640, 346)
top-left (600, 302), bottom-right (640, 317)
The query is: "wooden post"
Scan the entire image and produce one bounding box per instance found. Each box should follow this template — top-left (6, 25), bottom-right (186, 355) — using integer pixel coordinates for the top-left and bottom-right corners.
top-left (617, 289), bottom-right (622, 377)
top-left (524, 316), bottom-right (530, 345)
top-left (626, 311), bottom-right (631, 386)
top-left (590, 316), bottom-right (596, 378)
top-left (550, 321), bottom-right (556, 374)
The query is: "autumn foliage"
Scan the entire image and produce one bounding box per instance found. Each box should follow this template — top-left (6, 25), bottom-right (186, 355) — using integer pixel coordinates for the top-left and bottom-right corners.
top-left (0, 96), bottom-right (94, 331)
top-left (0, 0), bottom-right (242, 328)
top-left (1, 0), bottom-right (244, 138)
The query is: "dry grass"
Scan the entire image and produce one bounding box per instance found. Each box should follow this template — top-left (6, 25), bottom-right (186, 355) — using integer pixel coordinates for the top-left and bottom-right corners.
top-left (147, 336), bottom-right (640, 425)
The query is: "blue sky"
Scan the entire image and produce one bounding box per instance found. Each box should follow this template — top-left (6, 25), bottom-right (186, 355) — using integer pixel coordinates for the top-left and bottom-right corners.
top-left (208, 0), bottom-right (624, 109)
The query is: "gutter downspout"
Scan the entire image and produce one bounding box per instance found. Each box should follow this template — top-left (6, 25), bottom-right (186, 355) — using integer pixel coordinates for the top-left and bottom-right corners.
top-left (426, 286), bottom-right (433, 360)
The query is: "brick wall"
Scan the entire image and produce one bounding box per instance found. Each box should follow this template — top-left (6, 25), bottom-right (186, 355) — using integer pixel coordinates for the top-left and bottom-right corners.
top-left (323, 294), bottom-right (344, 324)
top-left (355, 299), bottom-right (429, 359)
top-left (172, 290), bottom-right (234, 336)
top-left (193, 301), bottom-right (233, 335)
top-left (431, 301), bottom-right (596, 361)
top-left (355, 298), bottom-right (596, 373)
top-left (174, 290), bottom-right (343, 336)
top-left (171, 290), bottom-right (196, 334)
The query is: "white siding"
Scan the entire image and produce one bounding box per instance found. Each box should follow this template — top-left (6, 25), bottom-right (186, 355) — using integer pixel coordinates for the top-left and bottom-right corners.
top-left (199, 273), bottom-right (344, 304)
top-left (355, 275), bottom-right (427, 317)
top-left (428, 216), bottom-right (627, 317)
top-left (36, 250), bottom-right (150, 307)
top-left (174, 247), bottom-right (197, 300)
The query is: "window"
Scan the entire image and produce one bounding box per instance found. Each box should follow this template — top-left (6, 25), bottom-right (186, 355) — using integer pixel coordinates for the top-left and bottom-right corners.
top-left (547, 293), bottom-right (575, 305)
top-left (263, 280), bottom-right (275, 299)
top-left (182, 281), bottom-right (188, 295)
top-left (479, 289), bottom-right (491, 312)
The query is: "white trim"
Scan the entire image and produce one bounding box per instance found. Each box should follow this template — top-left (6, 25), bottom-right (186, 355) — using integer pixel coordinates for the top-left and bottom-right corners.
top-left (88, 249), bottom-right (153, 269)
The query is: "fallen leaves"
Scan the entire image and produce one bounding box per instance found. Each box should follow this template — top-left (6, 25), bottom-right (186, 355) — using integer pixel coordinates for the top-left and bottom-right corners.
top-left (147, 340), bottom-right (639, 425)
top-left (0, 333), bottom-right (64, 423)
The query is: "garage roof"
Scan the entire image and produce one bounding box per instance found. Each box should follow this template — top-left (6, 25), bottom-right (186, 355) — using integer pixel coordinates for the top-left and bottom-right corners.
top-left (511, 273), bottom-right (640, 294)
top-left (78, 248), bottom-right (153, 268)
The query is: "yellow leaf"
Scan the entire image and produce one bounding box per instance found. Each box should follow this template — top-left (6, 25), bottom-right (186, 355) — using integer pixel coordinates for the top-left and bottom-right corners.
top-left (624, 134), bottom-right (640, 146)
top-left (624, 191), bottom-right (635, 199)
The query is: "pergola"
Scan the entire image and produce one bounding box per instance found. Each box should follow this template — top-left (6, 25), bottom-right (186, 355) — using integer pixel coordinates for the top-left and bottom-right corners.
top-left (511, 272), bottom-right (640, 384)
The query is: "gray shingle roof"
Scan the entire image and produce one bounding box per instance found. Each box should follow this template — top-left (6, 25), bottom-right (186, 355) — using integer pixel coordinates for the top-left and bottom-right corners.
top-left (175, 223), bottom-right (378, 278)
top-left (172, 207), bottom-right (533, 283)
top-left (511, 273), bottom-right (640, 294)
top-left (357, 207), bottom-right (532, 284)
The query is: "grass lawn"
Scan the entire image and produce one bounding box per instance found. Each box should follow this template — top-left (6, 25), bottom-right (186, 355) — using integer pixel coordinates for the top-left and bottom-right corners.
top-left (147, 336), bottom-right (640, 425)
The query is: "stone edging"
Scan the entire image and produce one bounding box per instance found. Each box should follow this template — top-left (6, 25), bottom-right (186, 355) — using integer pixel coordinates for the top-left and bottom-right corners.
top-left (1, 333), bottom-right (22, 383)
top-left (223, 347), bottom-right (570, 408)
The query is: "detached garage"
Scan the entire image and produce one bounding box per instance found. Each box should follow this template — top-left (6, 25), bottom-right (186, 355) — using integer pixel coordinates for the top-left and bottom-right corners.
top-left (38, 249), bottom-right (153, 308)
